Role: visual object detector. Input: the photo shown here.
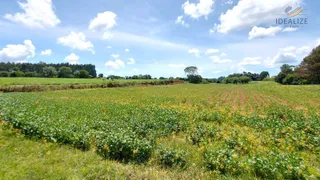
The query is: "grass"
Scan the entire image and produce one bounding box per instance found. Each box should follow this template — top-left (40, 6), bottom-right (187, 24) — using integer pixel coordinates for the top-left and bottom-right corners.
top-left (0, 81), bottom-right (319, 179)
top-left (0, 77), bottom-right (160, 86)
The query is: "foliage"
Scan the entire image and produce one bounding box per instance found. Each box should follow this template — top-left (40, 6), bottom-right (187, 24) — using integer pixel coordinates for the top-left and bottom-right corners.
top-left (0, 62), bottom-right (97, 77)
top-left (157, 147), bottom-right (187, 168)
top-left (187, 74), bottom-right (202, 84)
top-left (296, 45), bottom-right (320, 84)
top-left (79, 70), bottom-right (90, 78)
top-left (249, 152), bottom-right (308, 179)
top-left (42, 66), bottom-right (58, 78)
top-left (0, 71), bottom-right (9, 77)
top-left (259, 71), bottom-right (270, 80)
top-left (184, 66), bottom-right (198, 76)
top-left (98, 73), bottom-right (103, 78)
top-left (204, 148), bottom-right (242, 175)
top-left (58, 66), bottom-right (73, 78)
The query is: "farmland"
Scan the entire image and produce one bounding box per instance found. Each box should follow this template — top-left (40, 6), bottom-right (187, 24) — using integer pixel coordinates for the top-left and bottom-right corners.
top-left (0, 82), bottom-right (320, 179)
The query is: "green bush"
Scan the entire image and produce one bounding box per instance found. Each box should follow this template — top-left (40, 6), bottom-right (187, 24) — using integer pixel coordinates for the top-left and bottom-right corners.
top-left (10, 71), bottom-right (24, 77)
top-left (204, 148), bottom-right (242, 175)
top-left (157, 147), bottom-right (187, 168)
top-left (187, 125), bottom-right (219, 146)
top-left (249, 152), bottom-right (308, 179)
top-left (96, 132), bottom-right (153, 163)
top-left (187, 75), bottom-right (202, 84)
top-left (0, 71), bottom-right (9, 77)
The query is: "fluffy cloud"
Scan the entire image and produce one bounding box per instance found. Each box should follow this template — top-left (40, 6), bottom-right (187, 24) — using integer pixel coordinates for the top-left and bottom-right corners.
top-left (0, 40), bottom-right (35, 62)
top-left (220, 52), bottom-right (227, 57)
top-left (64, 53), bottom-right (79, 65)
top-left (57, 32), bottom-right (94, 53)
top-left (127, 58), bottom-right (135, 65)
top-left (4, 0), bottom-right (60, 29)
top-left (125, 49), bottom-right (130, 52)
top-left (239, 57), bottom-right (262, 65)
top-left (264, 52), bottom-right (297, 67)
top-left (168, 64), bottom-right (186, 68)
top-left (210, 56), bottom-right (232, 63)
top-left (89, 11), bottom-right (117, 39)
top-left (106, 46), bottom-right (112, 49)
top-left (182, 0), bottom-right (215, 19)
top-left (222, 0), bottom-right (233, 5)
top-left (205, 48), bottom-right (219, 54)
top-left (214, 0), bottom-right (300, 33)
top-left (111, 54), bottom-right (120, 59)
top-left (41, 49), bottom-right (52, 56)
top-left (280, 45), bottom-right (311, 54)
top-left (105, 59), bottom-right (125, 69)
top-left (248, 26), bottom-right (283, 40)
top-left (188, 48), bottom-right (200, 57)
top-left (212, 70), bottom-right (222, 74)
top-left (175, 15), bottom-right (189, 27)
top-left (282, 27), bottom-right (298, 32)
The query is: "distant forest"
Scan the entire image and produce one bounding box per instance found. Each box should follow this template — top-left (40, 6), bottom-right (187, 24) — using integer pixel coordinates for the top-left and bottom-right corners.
top-left (0, 62), bottom-right (97, 78)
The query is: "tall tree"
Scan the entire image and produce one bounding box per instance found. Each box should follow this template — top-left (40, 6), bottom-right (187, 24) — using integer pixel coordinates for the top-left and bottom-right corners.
top-left (259, 71), bottom-right (270, 80)
top-left (184, 66), bottom-right (198, 76)
top-left (296, 45), bottom-right (320, 83)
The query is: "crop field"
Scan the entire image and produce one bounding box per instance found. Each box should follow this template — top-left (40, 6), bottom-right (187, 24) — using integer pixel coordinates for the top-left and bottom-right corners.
top-left (0, 82), bottom-right (320, 179)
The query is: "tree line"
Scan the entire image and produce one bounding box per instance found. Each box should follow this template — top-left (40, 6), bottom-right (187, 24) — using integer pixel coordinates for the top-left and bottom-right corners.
top-left (275, 45), bottom-right (320, 85)
top-left (0, 62), bottom-right (97, 78)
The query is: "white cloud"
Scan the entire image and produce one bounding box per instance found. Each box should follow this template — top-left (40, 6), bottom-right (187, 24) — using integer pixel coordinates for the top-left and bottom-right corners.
top-left (282, 27), bottom-right (298, 32)
top-left (210, 56), bottom-right (232, 63)
top-left (248, 26), bottom-right (283, 40)
top-left (111, 54), bottom-right (120, 59)
top-left (125, 49), bottom-right (130, 52)
top-left (105, 59), bottom-right (125, 69)
top-left (89, 11), bottom-right (117, 39)
top-left (273, 53), bottom-right (297, 64)
top-left (182, 0), bottom-right (215, 19)
top-left (188, 48), bottom-right (200, 57)
top-left (4, 0), bottom-right (60, 29)
top-left (64, 53), bottom-right (80, 65)
top-left (168, 64), bottom-right (186, 68)
top-left (280, 46), bottom-right (297, 52)
top-left (106, 46), bottom-right (112, 49)
top-left (103, 32), bottom-right (114, 40)
top-left (317, 38), bottom-right (320, 46)
top-left (175, 15), bottom-right (189, 27)
top-left (214, 0), bottom-right (300, 33)
top-left (220, 52), bottom-right (227, 57)
top-left (0, 40), bottom-right (35, 62)
top-left (127, 58), bottom-right (135, 64)
top-left (222, 0), bottom-right (233, 5)
top-left (296, 46), bottom-right (311, 54)
top-left (264, 52), bottom-right (297, 67)
top-left (239, 57), bottom-right (262, 65)
top-left (57, 31), bottom-right (94, 53)
top-left (205, 48), bottom-right (219, 54)
top-left (40, 49), bottom-right (52, 56)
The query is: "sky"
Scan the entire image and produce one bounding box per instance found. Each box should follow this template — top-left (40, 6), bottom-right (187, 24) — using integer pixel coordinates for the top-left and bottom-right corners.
top-left (0, 0), bottom-right (320, 78)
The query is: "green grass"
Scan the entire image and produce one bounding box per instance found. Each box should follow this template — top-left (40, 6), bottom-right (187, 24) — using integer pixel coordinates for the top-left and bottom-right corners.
top-left (0, 82), bottom-right (319, 179)
top-left (0, 77), bottom-right (160, 86)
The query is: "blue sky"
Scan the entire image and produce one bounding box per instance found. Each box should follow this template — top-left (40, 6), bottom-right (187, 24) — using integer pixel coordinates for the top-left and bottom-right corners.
top-left (0, 0), bottom-right (319, 78)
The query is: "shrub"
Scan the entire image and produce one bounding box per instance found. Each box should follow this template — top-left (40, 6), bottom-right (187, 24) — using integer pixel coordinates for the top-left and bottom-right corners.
top-left (204, 148), bottom-right (242, 175)
top-left (42, 66), bottom-right (58, 77)
top-left (96, 132), bottom-right (153, 164)
top-left (0, 71), bottom-right (9, 77)
top-left (249, 152), bottom-right (308, 179)
top-left (157, 147), bottom-right (187, 168)
top-left (187, 125), bottom-right (219, 146)
top-left (10, 71), bottom-right (24, 77)
top-left (187, 75), bottom-right (202, 84)
top-left (79, 70), bottom-right (90, 78)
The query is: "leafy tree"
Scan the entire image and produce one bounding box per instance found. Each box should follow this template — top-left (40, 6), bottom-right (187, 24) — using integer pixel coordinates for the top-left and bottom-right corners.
top-left (24, 72), bottom-right (38, 77)
top-left (0, 71), bottom-right (9, 77)
top-left (42, 66), bottom-right (58, 77)
top-left (73, 71), bottom-right (80, 78)
top-left (187, 75), bottom-right (202, 84)
top-left (98, 73), bottom-right (104, 78)
top-left (184, 66), bottom-right (198, 76)
top-left (296, 45), bottom-right (320, 83)
top-left (217, 76), bottom-right (225, 83)
top-left (79, 70), bottom-right (89, 78)
top-left (259, 71), bottom-right (270, 80)
top-left (58, 66), bottom-right (72, 78)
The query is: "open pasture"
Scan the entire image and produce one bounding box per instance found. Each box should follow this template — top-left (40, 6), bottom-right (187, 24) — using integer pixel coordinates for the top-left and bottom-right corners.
top-left (0, 82), bottom-right (319, 179)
